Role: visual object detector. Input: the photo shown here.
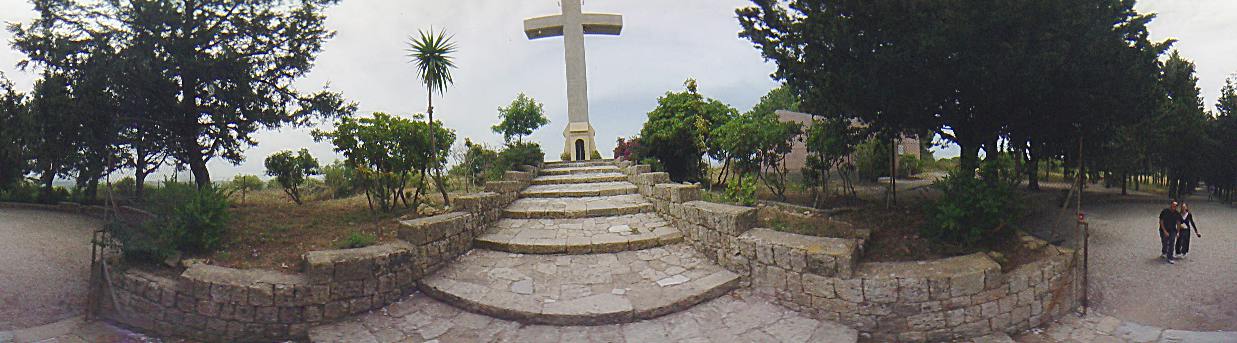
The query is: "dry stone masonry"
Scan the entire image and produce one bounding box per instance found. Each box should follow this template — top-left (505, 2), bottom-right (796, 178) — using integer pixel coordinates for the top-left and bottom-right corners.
top-left (93, 157), bottom-right (1083, 342)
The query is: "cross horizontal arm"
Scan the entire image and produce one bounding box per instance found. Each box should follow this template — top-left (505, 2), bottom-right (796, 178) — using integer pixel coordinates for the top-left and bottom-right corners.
top-left (524, 13), bottom-right (623, 40)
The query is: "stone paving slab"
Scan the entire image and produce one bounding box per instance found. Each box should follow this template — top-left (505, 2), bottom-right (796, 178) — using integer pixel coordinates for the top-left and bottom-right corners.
top-left (416, 245), bottom-right (740, 325)
top-left (521, 181), bottom-right (638, 198)
top-left (0, 316), bottom-right (156, 343)
top-left (531, 172), bottom-right (628, 185)
top-left (544, 160), bottom-right (615, 168)
top-left (539, 165), bottom-right (622, 176)
top-left (1013, 311), bottom-right (1237, 343)
top-left (476, 213), bottom-right (684, 254)
top-left (308, 289), bottom-right (858, 343)
top-left (504, 194), bottom-right (653, 219)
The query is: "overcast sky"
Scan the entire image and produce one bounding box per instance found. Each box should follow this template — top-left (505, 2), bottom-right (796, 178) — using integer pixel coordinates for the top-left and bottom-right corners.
top-left (1, 0), bottom-right (1235, 181)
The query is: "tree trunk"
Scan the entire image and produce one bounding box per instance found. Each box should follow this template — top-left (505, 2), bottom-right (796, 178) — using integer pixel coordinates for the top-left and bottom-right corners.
top-left (1026, 143), bottom-right (1040, 191)
top-left (40, 164), bottom-right (55, 203)
top-left (1121, 172), bottom-right (1128, 195)
top-left (958, 141), bottom-right (981, 179)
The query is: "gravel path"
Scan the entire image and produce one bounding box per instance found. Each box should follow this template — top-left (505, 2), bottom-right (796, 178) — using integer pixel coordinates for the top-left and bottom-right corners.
top-left (1081, 195), bottom-right (1237, 331)
top-left (0, 208), bottom-right (98, 330)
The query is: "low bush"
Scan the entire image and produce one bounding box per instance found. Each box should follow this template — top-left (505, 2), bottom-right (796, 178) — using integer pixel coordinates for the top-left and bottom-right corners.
top-left (922, 167), bottom-right (1022, 248)
top-left (228, 174), bottom-right (264, 204)
top-left (117, 181), bottom-right (232, 262)
top-left (590, 150), bottom-right (603, 160)
top-left (322, 160), bottom-right (361, 198)
top-left (855, 138), bottom-right (891, 182)
top-left (898, 154), bottom-right (923, 177)
top-left (0, 179), bottom-right (42, 203)
top-left (338, 231), bottom-right (377, 249)
top-left (724, 174), bottom-right (758, 206)
top-left (560, 152), bottom-right (571, 161)
top-left (614, 137), bottom-right (641, 160)
top-left (496, 141), bottom-right (544, 172)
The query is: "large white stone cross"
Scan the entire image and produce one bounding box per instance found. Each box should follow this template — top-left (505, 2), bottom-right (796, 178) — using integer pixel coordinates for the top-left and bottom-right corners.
top-left (524, 0), bottom-right (622, 161)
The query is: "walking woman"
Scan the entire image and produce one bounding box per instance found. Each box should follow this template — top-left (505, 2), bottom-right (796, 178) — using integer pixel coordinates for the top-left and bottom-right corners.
top-left (1177, 203), bottom-right (1202, 257)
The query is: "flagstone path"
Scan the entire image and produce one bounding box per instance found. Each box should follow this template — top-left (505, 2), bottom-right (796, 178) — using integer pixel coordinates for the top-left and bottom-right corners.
top-left (1013, 311), bottom-right (1237, 343)
top-left (309, 160), bottom-right (858, 342)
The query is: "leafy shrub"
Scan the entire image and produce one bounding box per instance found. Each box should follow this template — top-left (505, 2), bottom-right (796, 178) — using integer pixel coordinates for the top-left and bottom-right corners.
top-left (560, 152), bottom-right (571, 161)
top-left (449, 139), bottom-right (501, 188)
top-left (118, 181), bottom-right (233, 262)
top-left (724, 174), bottom-right (758, 206)
top-left (228, 174), bottom-right (264, 204)
top-left (338, 231), bottom-right (377, 249)
top-left (0, 179), bottom-right (41, 203)
top-left (922, 168), bottom-right (1022, 247)
top-left (265, 149), bottom-right (321, 205)
top-left (855, 138), bottom-right (892, 181)
top-left (497, 141), bottom-right (544, 172)
top-left (898, 154), bottom-right (923, 177)
top-left (113, 176), bottom-right (137, 198)
top-left (590, 150), bottom-right (602, 160)
top-left (322, 160), bottom-right (361, 198)
top-left (639, 79), bottom-right (738, 182)
top-left (614, 137), bottom-right (641, 160)
top-left (313, 112), bottom-right (455, 212)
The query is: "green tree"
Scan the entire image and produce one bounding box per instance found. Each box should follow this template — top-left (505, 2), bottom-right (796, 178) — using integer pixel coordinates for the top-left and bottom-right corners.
top-left (639, 79), bottom-right (738, 182)
top-left (0, 75), bottom-right (29, 191)
top-left (264, 149), bottom-right (321, 205)
top-left (1152, 51), bottom-right (1209, 199)
top-left (314, 113), bottom-right (455, 212)
top-left (738, 0), bottom-right (1169, 180)
top-left (10, 0), bottom-right (354, 189)
top-left (229, 175), bottom-right (265, 205)
top-left (803, 118), bottom-right (862, 204)
top-left (407, 27), bottom-right (459, 206)
top-left (492, 93), bottom-right (550, 143)
top-left (1206, 78), bottom-right (1237, 201)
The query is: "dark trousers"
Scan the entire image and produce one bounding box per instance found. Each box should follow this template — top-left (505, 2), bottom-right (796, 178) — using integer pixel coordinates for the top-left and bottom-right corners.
top-left (1175, 229), bottom-right (1191, 255)
top-left (1160, 229), bottom-right (1177, 258)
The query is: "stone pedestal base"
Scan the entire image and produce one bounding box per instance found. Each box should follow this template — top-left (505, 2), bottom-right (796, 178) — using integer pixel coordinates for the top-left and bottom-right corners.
top-left (563, 122), bottom-right (598, 161)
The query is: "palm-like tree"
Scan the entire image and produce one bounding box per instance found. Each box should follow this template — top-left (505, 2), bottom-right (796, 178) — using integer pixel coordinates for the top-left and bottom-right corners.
top-left (407, 27), bottom-right (457, 206)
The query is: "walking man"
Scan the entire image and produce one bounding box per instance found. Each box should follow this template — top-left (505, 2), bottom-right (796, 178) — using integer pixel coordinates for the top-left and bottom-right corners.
top-left (1159, 201), bottom-right (1181, 264)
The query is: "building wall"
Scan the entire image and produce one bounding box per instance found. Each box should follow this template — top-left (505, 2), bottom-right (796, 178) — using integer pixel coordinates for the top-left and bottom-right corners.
top-left (774, 110), bottom-right (923, 175)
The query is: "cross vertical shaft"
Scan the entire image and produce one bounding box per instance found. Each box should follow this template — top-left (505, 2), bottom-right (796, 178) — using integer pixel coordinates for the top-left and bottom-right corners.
top-left (524, 0), bottom-right (622, 161)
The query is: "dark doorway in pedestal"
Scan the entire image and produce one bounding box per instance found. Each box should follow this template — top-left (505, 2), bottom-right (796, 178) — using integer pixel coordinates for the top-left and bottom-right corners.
top-left (575, 139), bottom-right (585, 161)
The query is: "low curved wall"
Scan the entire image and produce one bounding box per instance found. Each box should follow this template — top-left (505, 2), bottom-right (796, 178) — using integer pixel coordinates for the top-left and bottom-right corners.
top-left (617, 162), bottom-right (1083, 342)
top-left (98, 165), bottom-right (539, 342)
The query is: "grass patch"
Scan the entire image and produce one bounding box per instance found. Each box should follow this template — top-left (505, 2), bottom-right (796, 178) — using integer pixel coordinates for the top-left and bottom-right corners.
top-left (338, 231), bottom-right (377, 249)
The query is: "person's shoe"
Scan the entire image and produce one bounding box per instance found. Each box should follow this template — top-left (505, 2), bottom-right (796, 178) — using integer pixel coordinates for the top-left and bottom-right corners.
top-left (1167, 258), bottom-right (1176, 264)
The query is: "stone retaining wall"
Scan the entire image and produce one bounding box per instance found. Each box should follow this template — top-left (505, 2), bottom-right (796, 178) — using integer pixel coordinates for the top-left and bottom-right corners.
top-left (99, 165), bottom-right (540, 342)
top-left (618, 162), bottom-right (1083, 342)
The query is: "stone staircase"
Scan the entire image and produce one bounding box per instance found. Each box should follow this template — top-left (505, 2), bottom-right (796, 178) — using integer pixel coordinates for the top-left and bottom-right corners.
top-left (308, 160), bottom-right (859, 342)
top-left (418, 160), bottom-right (741, 325)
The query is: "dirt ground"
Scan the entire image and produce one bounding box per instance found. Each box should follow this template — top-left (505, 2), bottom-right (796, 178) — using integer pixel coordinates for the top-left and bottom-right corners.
top-left (1078, 193), bottom-right (1237, 331)
top-left (0, 209), bottom-right (96, 330)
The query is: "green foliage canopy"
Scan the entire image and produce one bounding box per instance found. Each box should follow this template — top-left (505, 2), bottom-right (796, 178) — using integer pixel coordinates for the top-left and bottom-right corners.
top-left (314, 112), bottom-right (455, 212)
top-left (493, 93), bottom-right (549, 143)
top-left (264, 149), bottom-right (321, 205)
top-left (639, 79), bottom-right (738, 182)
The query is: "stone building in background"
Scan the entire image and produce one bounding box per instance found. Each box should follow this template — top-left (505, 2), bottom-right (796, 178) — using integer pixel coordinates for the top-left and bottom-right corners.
top-left (775, 110), bottom-right (921, 174)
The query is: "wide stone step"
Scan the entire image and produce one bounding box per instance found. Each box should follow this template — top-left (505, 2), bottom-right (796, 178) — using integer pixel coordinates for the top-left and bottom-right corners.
top-left (544, 160), bottom-right (614, 168)
top-left (503, 194), bottom-right (652, 219)
top-left (531, 172), bottom-right (628, 185)
top-left (308, 289), bottom-right (859, 343)
top-left (476, 213), bottom-right (684, 254)
top-left (539, 165), bottom-right (622, 176)
top-left (520, 182), bottom-right (638, 198)
top-left (417, 245), bottom-right (741, 325)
